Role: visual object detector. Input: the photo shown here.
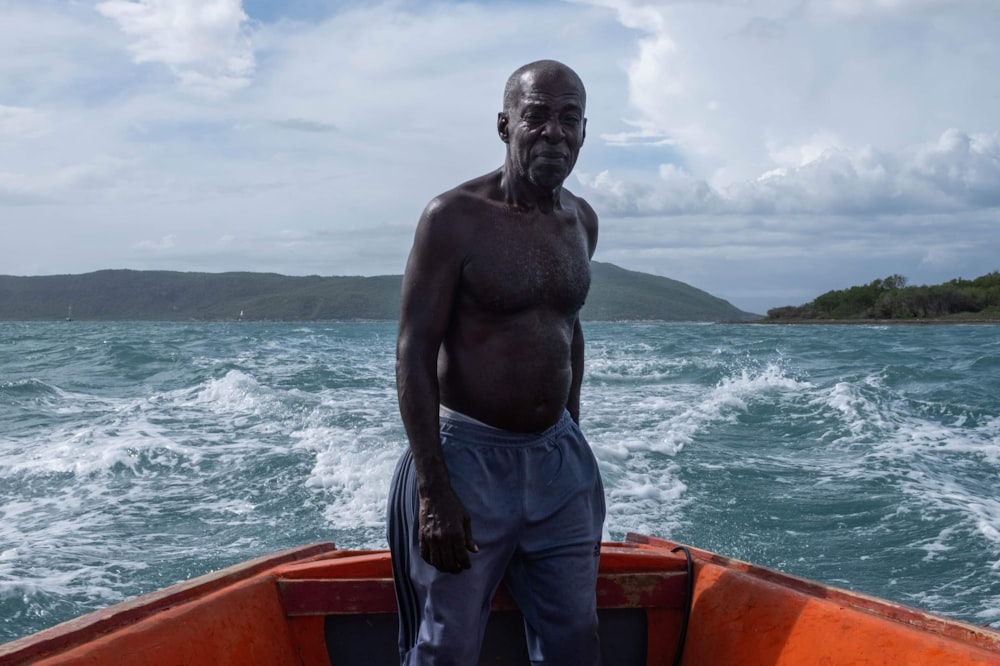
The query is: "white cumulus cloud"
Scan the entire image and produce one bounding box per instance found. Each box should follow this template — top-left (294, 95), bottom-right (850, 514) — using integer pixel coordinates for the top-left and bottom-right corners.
top-left (96, 0), bottom-right (254, 96)
top-left (580, 130), bottom-right (1000, 217)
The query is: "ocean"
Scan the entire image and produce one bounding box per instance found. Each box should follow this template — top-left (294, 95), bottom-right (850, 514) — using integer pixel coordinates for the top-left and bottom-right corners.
top-left (1, 320), bottom-right (998, 644)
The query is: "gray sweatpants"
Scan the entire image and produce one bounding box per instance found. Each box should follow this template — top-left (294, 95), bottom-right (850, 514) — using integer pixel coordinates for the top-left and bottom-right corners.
top-left (387, 410), bottom-right (606, 666)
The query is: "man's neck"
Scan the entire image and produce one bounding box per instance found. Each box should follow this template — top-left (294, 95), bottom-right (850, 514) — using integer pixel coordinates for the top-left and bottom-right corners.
top-left (499, 166), bottom-right (562, 213)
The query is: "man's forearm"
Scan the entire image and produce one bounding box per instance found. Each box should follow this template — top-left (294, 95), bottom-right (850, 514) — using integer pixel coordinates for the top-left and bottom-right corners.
top-left (396, 346), bottom-right (452, 496)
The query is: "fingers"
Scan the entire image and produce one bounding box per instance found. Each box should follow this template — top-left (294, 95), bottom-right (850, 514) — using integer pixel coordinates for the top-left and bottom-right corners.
top-left (423, 540), bottom-right (470, 573)
top-left (417, 495), bottom-right (476, 573)
top-left (419, 532), bottom-right (475, 573)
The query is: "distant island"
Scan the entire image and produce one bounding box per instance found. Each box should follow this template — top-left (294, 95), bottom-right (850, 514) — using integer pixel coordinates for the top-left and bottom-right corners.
top-left (765, 272), bottom-right (1000, 323)
top-left (0, 262), bottom-right (760, 323)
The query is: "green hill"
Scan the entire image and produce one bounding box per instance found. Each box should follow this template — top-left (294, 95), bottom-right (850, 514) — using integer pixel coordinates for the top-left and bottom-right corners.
top-left (585, 262), bottom-right (753, 321)
top-left (0, 263), bottom-right (757, 322)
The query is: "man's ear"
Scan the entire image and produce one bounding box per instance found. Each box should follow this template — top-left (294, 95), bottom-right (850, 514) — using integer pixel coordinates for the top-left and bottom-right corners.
top-left (581, 117), bottom-right (587, 146)
top-left (497, 112), bottom-right (510, 143)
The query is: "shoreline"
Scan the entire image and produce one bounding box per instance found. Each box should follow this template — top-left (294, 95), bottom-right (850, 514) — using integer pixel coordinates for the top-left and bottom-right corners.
top-left (731, 318), bottom-right (1000, 326)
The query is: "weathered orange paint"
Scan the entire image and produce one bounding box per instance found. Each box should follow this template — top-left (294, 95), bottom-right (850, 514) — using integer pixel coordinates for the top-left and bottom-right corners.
top-left (32, 577), bottom-right (298, 666)
top-left (681, 562), bottom-right (1000, 665)
top-left (0, 544), bottom-right (338, 666)
top-left (630, 534), bottom-right (1000, 665)
top-left (279, 550), bottom-right (394, 580)
top-left (645, 607), bottom-right (685, 664)
top-left (286, 616), bottom-right (332, 666)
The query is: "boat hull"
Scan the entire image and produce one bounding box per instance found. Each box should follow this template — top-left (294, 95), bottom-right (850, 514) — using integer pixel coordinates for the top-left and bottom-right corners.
top-left (1, 534), bottom-right (997, 665)
top-left (629, 534), bottom-right (1000, 665)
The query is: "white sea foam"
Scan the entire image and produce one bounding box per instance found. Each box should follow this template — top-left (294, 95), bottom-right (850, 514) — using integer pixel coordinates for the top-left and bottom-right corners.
top-left (284, 387), bottom-right (405, 539)
top-left (0, 494), bottom-right (145, 605)
top-left (194, 369), bottom-right (271, 414)
top-left (4, 321), bottom-right (1000, 639)
top-left (629, 363), bottom-right (811, 454)
top-left (586, 361), bottom-right (813, 540)
top-left (303, 427), bottom-right (401, 531)
top-left (6, 405), bottom-right (200, 478)
top-left (815, 380), bottom-right (889, 441)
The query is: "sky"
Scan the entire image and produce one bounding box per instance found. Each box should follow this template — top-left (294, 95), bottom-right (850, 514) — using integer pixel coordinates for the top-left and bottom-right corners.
top-left (2, 0), bottom-right (998, 314)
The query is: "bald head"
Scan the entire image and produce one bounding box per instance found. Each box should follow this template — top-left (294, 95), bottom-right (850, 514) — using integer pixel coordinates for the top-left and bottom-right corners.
top-left (496, 60), bottom-right (587, 192)
top-left (503, 60), bottom-right (586, 114)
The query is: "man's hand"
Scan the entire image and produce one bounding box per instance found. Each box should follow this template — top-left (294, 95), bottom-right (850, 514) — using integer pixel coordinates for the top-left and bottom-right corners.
top-left (418, 486), bottom-right (479, 573)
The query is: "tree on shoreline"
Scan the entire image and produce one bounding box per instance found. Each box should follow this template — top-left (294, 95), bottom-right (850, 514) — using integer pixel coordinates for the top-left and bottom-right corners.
top-left (767, 272), bottom-right (1000, 321)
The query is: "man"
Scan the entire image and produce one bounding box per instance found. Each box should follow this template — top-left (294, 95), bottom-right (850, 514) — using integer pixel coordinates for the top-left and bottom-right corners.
top-left (387, 60), bottom-right (605, 665)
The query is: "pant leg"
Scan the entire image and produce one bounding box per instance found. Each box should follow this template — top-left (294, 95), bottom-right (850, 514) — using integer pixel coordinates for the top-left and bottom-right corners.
top-left (386, 433), bottom-right (522, 665)
top-left (505, 545), bottom-right (602, 666)
top-left (387, 449), bottom-right (422, 659)
top-left (505, 416), bottom-right (606, 666)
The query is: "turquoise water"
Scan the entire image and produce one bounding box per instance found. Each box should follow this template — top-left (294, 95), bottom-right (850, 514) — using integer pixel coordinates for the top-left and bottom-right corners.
top-left (1, 321), bottom-right (998, 643)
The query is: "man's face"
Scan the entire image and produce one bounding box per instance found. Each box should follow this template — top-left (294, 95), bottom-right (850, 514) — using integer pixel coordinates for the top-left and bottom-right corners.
top-left (500, 69), bottom-right (587, 191)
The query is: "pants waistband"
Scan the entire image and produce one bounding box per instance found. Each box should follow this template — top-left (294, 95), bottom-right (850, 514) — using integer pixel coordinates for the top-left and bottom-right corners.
top-left (439, 408), bottom-right (575, 447)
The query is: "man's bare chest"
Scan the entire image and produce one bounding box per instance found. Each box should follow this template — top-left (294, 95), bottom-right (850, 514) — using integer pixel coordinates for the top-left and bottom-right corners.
top-left (460, 212), bottom-right (592, 314)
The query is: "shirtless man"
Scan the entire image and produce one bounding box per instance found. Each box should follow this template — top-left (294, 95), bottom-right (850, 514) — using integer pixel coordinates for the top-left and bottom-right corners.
top-left (387, 60), bottom-right (605, 665)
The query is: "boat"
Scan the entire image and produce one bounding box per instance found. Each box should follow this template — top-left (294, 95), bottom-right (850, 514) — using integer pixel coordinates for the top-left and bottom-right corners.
top-left (2, 533), bottom-right (998, 665)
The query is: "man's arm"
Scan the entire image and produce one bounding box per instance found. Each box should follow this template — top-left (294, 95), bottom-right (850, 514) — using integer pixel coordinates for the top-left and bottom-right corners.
top-left (567, 197), bottom-right (598, 424)
top-left (396, 199), bottom-right (478, 573)
top-left (566, 316), bottom-right (584, 424)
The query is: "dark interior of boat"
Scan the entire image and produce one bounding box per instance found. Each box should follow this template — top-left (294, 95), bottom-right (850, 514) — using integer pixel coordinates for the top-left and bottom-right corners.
top-left (323, 608), bottom-right (650, 665)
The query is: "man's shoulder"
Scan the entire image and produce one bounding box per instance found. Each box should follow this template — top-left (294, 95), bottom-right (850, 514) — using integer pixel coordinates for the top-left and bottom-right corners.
top-left (559, 188), bottom-right (598, 256)
top-left (415, 172), bottom-right (501, 246)
top-left (561, 187), bottom-right (596, 215)
top-left (560, 188), bottom-right (598, 229)
top-left (427, 171), bottom-right (501, 213)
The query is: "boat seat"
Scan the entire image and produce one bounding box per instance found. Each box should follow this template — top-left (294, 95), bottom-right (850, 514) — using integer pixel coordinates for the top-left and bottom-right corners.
top-left (278, 571), bottom-right (687, 665)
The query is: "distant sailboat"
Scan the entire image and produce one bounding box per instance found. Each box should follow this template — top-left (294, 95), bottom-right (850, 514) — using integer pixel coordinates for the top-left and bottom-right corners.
top-left (65, 305), bottom-right (73, 321)
top-left (238, 310), bottom-right (244, 321)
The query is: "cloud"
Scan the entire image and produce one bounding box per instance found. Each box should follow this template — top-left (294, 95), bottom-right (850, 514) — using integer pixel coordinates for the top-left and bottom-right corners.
top-left (272, 118), bottom-right (337, 133)
top-left (1, 0), bottom-right (998, 313)
top-left (579, 129), bottom-right (1000, 217)
top-left (731, 129), bottom-right (1000, 215)
top-left (577, 0), bottom-right (1000, 182)
top-left (576, 164), bottom-right (721, 215)
top-left (0, 105), bottom-right (50, 138)
top-left (908, 129), bottom-right (1000, 208)
top-left (95, 0), bottom-right (254, 96)
top-left (133, 234), bottom-right (177, 252)
top-left (824, 0), bottom-right (991, 17)
top-left (0, 155), bottom-right (137, 206)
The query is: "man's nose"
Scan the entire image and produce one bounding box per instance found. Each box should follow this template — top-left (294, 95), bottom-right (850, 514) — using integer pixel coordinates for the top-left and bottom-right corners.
top-left (542, 117), bottom-right (564, 142)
